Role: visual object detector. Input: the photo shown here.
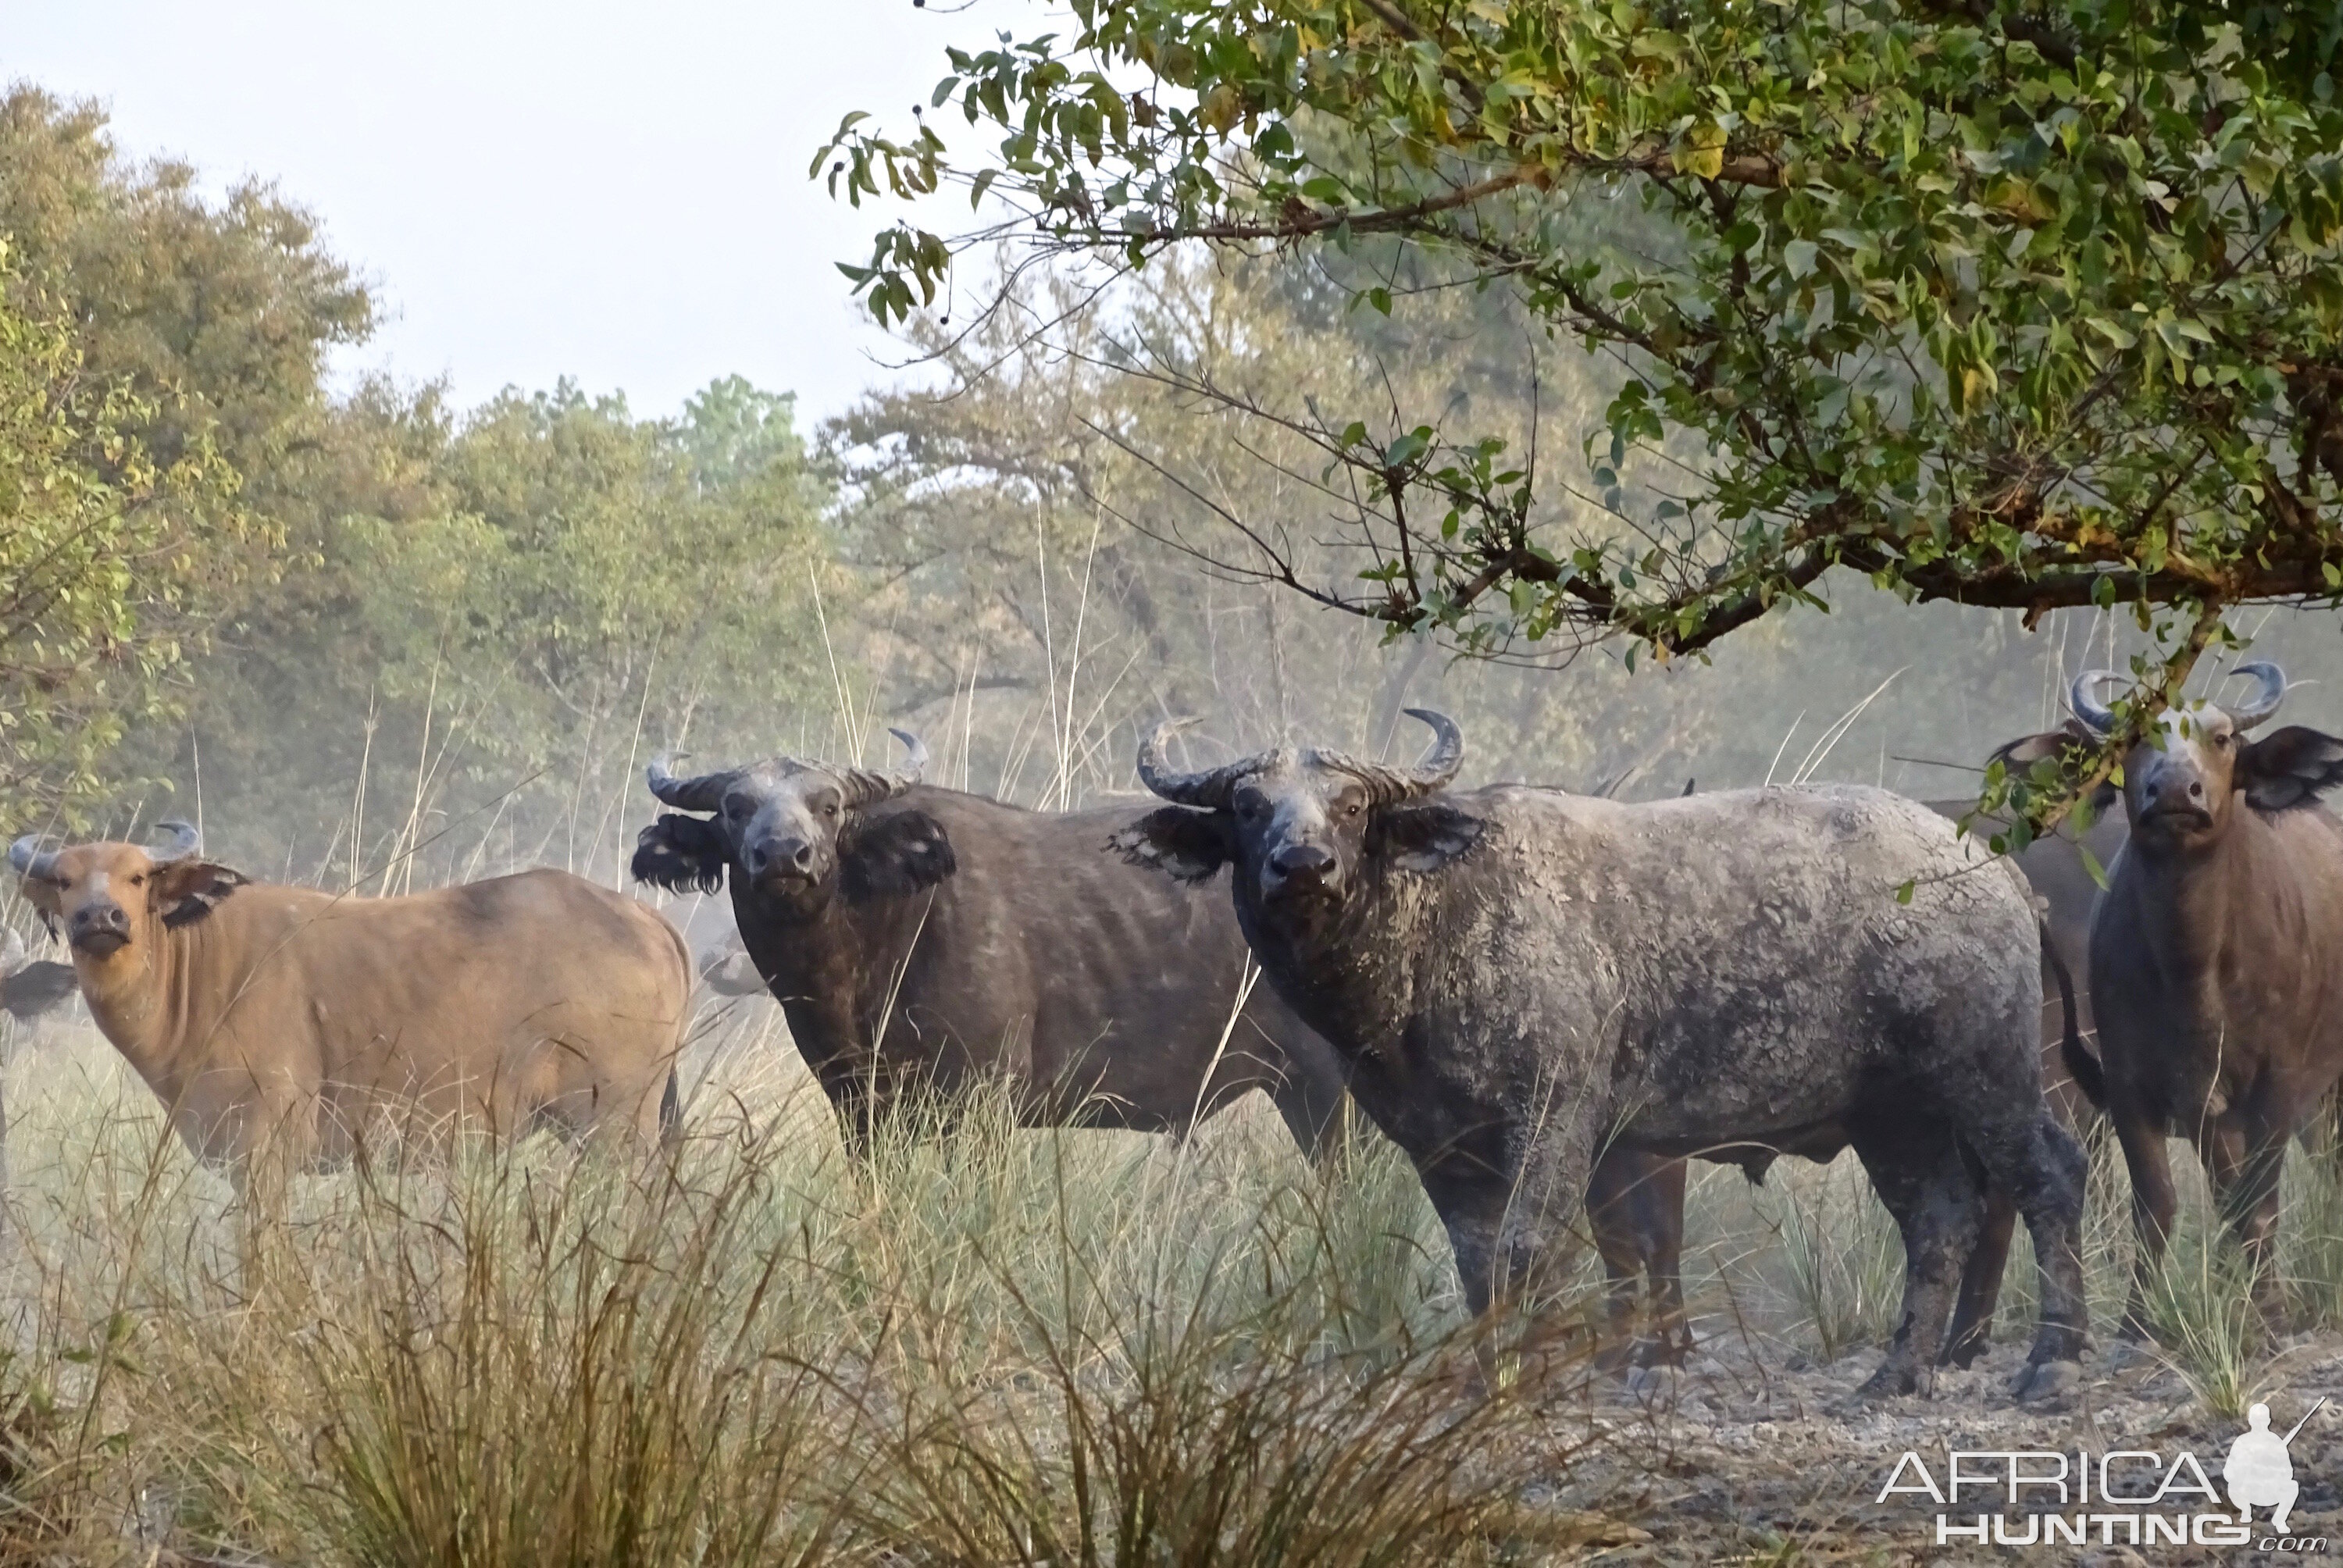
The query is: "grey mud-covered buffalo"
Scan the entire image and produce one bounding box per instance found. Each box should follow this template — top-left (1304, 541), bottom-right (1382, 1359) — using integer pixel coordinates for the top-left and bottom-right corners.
top-left (628, 732), bottom-right (1353, 1156)
top-left (9, 825), bottom-right (690, 1185)
top-left (1, 928), bottom-right (77, 1036)
top-left (1115, 711), bottom-right (2089, 1397)
top-left (1925, 793), bottom-right (2124, 1121)
top-left (1595, 772), bottom-right (2115, 1365)
top-left (2005, 663), bottom-right (2343, 1332)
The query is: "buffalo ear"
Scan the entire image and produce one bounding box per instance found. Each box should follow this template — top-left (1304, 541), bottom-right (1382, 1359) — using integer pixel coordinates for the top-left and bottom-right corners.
top-left (842, 810), bottom-right (957, 900)
top-left (2240, 726), bottom-right (2343, 811)
top-left (632, 814), bottom-right (729, 895)
top-left (1109, 807), bottom-right (1231, 884)
top-left (1988, 722), bottom-right (2119, 817)
top-left (154, 860), bottom-right (249, 928)
top-left (1373, 802), bottom-right (1486, 873)
top-left (1990, 720), bottom-right (2096, 774)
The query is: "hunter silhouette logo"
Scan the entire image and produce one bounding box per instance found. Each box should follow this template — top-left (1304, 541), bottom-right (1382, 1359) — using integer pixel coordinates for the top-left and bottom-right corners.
top-left (1876, 1394), bottom-right (2334, 1548)
top-left (2227, 1398), bottom-right (2325, 1534)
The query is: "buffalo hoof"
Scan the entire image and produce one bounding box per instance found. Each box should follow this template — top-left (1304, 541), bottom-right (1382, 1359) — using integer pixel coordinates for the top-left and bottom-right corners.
top-left (2012, 1358), bottom-right (2083, 1405)
top-left (1848, 1361), bottom-right (1920, 1404)
top-left (1622, 1363), bottom-right (1675, 1402)
top-left (1938, 1334), bottom-right (1988, 1371)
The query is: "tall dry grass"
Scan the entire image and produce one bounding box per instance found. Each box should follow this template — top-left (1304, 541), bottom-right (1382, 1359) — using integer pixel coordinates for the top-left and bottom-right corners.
top-left (1690, 1117), bottom-right (2343, 1415)
top-left (0, 1021), bottom-right (1592, 1566)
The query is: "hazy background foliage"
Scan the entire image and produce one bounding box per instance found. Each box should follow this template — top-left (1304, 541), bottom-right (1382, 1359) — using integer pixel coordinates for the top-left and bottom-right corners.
top-left (3, 80), bottom-right (2341, 886)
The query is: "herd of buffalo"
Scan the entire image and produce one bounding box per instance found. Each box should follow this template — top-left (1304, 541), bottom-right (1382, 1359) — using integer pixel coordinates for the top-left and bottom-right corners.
top-left (7, 659), bottom-right (2343, 1401)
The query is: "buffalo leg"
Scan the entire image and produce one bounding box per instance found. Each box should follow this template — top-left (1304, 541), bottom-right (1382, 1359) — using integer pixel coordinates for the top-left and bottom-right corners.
top-left (1941, 1186), bottom-right (2017, 1368)
top-left (1585, 1149), bottom-right (1653, 1369)
top-left (1586, 1149), bottom-right (1690, 1367)
top-left (2206, 1103), bottom-right (2291, 1332)
top-left (1964, 1111), bottom-right (2090, 1393)
top-left (2113, 1099), bottom-right (2181, 1338)
top-left (1643, 1155), bottom-right (1691, 1363)
top-left (1853, 1127), bottom-right (1981, 1397)
top-left (1423, 1110), bottom-right (1598, 1384)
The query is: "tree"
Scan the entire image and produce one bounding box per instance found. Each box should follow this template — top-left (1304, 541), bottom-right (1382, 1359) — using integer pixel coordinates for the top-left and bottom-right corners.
top-left (170, 376), bottom-right (836, 882)
top-left (0, 249), bottom-right (241, 826)
top-left (826, 0), bottom-right (2343, 832)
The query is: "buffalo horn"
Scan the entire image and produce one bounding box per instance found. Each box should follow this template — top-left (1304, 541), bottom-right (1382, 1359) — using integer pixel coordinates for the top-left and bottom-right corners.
top-left (887, 727), bottom-right (929, 786)
top-left (7, 834), bottom-right (58, 881)
top-left (148, 820), bottom-right (201, 863)
top-left (647, 755), bottom-right (738, 812)
top-left (836, 729), bottom-right (928, 807)
top-left (1136, 718), bottom-right (1268, 808)
top-left (1317, 708), bottom-right (1467, 805)
top-left (2069, 670), bottom-right (2124, 735)
top-left (2227, 660), bottom-right (2288, 731)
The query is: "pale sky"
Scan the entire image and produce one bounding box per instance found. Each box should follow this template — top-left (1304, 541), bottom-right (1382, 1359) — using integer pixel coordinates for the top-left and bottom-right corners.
top-left (6, 1), bottom-right (1029, 423)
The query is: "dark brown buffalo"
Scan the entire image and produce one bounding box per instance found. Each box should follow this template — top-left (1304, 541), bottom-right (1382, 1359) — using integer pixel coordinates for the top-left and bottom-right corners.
top-left (629, 732), bottom-right (1354, 1156)
top-left (2006, 662), bottom-right (2343, 1331)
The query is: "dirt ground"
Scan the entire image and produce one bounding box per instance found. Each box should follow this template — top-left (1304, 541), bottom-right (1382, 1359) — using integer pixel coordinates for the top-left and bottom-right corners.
top-left (1542, 1328), bottom-right (2343, 1565)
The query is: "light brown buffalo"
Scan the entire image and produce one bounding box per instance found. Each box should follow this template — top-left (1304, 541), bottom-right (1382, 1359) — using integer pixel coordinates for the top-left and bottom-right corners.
top-left (9, 824), bottom-right (690, 1179)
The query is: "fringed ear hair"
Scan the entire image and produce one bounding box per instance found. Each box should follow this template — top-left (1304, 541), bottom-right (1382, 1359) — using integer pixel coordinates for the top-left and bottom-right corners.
top-left (1109, 807), bottom-right (1236, 885)
top-left (156, 862), bottom-right (249, 928)
top-left (841, 810), bottom-right (957, 900)
top-left (631, 814), bottom-right (731, 896)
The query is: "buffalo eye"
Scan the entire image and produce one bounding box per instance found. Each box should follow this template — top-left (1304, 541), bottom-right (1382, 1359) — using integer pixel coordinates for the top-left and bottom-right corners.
top-left (824, 803), bottom-right (839, 818)
top-left (127, 872), bottom-right (145, 887)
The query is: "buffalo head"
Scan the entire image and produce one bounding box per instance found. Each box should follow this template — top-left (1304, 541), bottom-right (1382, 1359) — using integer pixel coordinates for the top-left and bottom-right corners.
top-left (1115, 709), bottom-right (1484, 915)
top-left (630, 729), bottom-right (954, 907)
top-left (8, 823), bottom-right (247, 964)
top-left (2001, 662), bottom-right (2343, 853)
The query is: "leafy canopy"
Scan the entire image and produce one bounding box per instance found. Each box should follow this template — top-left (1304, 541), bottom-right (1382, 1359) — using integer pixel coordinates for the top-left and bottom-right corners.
top-left (827, 0), bottom-right (2343, 832)
top-left (0, 251), bottom-right (243, 826)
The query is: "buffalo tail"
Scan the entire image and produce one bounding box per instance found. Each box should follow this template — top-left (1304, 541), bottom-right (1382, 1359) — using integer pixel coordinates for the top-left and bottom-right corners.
top-left (2044, 915), bottom-right (2105, 1110)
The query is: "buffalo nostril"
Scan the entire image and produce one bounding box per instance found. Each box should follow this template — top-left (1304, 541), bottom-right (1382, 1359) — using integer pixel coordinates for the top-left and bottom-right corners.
top-left (790, 842), bottom-right (815, 871)
top-left (1270, 846), bottom-right (1335, 883)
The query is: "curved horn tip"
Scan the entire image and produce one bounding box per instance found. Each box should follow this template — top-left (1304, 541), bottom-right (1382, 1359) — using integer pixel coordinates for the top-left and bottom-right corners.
top-left (1400, 707), bottom-right (1465, 779)
top-left (148, 820), bottom-right (201, 861)
top-left (2229, 660), bottom-right (2288, 729)
top-left (1135, 718), bottom-right (1243, 807)
top-left (646, 754), bottom-right (736, 811)
top-left (8, 833), bottom-right (57, 878)
top-left (886, 728), bottom-right (929, 779)
top-left (2068, 670), bottom-right (2124, 733)
top-left (1134, 717), bottom-right (1203, 768)
top-left (1145, 715), bottom-right (1204, 743)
